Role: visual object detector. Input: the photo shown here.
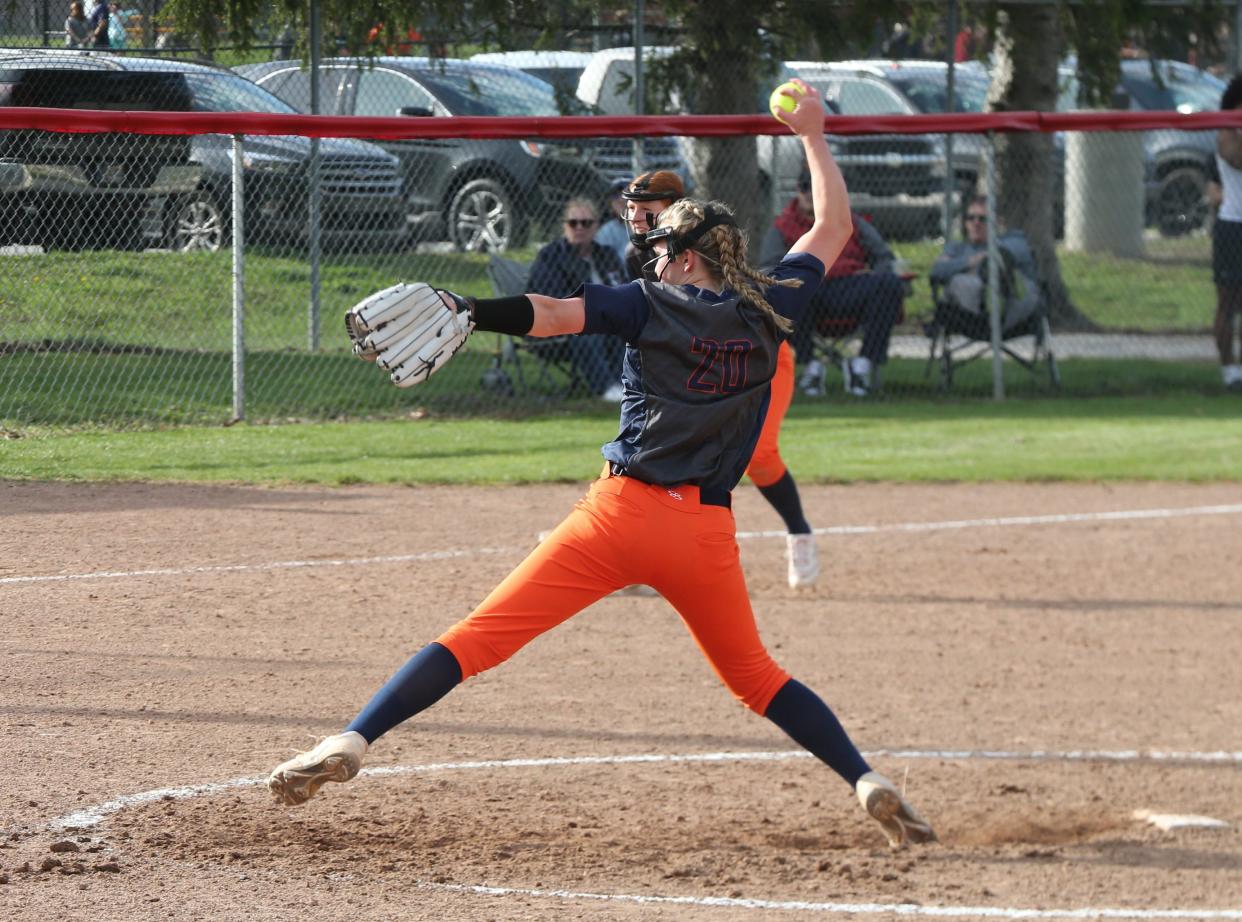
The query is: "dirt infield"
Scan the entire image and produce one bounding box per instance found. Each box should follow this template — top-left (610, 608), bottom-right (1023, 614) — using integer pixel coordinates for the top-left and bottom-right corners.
top-left (1, 479), bottom-right (1240, 921)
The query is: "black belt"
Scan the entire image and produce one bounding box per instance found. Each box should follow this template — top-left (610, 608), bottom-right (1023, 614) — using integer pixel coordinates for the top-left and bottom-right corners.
top-left (609, 463), bottom-right (732, 509)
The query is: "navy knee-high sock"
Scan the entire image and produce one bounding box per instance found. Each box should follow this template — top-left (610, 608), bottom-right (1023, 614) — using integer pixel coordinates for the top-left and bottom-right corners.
top-left (756, 472), bottom-right (811, 535)
top-left (764, 678), bottom-right (871, 787)
top-left (345, 642), bottom-right (462, 744)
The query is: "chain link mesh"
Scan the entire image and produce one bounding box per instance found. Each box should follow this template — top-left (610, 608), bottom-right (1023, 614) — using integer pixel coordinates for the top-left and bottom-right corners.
top-left (0, 50), bottom-right (1227, 430)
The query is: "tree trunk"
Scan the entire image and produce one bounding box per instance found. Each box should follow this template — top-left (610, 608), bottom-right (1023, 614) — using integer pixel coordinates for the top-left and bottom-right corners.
top-left (990, 4), bottom-right (1097, 331)
top-left (684, 4), bottom-right (766, 246)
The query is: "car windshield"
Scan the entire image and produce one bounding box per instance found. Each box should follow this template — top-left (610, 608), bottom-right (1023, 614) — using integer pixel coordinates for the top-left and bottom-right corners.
top-left (886, 70), bottom-right (990, 114)
top-left (413, 66), bottom-right (565, 116)
top-left (183, 72), bottom-right (298, 114)
top-left (1122, 63), bottom-right (1223, 113)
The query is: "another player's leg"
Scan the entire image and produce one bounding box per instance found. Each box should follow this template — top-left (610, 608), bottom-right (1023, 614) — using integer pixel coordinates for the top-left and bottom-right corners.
top-left (746, 342), bottom-right (819, 588)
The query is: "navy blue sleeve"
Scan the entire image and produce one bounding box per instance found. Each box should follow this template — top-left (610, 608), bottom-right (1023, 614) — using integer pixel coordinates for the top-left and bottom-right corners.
top-left (580, 281), bottom-right (650, 343)
top-left (764, 251), bottom-right (826, 325)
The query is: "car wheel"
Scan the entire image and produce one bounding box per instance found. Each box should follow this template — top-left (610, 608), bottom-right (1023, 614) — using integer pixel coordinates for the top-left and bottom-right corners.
top-left (1153, 166), bottom-right (1208, 238)
top-left (448, 178), bottom-right (521, 252)
top-left (167, 191), bottom-right (226, 252)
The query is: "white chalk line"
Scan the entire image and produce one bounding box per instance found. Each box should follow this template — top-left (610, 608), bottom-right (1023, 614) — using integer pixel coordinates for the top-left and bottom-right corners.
top-left (44, 746), bottom-right (1242, 920)
top-left (5, 503), bottom-right (1242, 587)
top-left (424, 882), bottom-right (1242, 920)
top-left (49, 745), bottom-right (1242, 831)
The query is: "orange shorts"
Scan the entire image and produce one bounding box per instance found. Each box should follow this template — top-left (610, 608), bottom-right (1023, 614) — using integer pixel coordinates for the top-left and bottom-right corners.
top-left (437, 471), bottom-right (791, 714)
top-left (745, 340), bottom-right (794, 489)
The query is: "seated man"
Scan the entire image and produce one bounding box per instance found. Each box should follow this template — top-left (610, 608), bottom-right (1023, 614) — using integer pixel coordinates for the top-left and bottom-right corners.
top-left (526, 197), bottom-right (627, 401)
top-left (929, 195), bottom-right (1042, 338)
top-left (760, 169), bottom-right (905, 397)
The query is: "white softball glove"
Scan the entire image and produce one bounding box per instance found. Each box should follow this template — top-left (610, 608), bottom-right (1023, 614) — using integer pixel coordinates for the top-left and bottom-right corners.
top-left (344, 282), bottom-right (475, 389)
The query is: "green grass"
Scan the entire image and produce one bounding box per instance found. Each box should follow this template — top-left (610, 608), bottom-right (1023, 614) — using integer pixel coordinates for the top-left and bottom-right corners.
top-left (3, 395), bottom-right (1240, 484)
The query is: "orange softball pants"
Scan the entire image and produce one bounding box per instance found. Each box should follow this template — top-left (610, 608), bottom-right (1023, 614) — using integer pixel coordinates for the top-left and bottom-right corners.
top-left (745, 340), bottom-right (794, 489)
top-left (437, 471), bottom-right (792, 715)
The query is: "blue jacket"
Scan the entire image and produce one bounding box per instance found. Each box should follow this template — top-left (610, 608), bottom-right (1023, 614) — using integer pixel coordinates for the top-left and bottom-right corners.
top-left (527, 238), bottom-right (626, 299)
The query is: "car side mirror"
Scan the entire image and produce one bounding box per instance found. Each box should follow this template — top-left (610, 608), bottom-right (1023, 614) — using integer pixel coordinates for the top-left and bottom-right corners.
top-left (399, 106), bottom-right (434, 117)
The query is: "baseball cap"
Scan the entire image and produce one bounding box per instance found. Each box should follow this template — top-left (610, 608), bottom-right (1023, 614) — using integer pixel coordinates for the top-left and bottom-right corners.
top-left (608, 178), bottom-right (630, 196)
top-left (622, 170), bottom-right (685, 203)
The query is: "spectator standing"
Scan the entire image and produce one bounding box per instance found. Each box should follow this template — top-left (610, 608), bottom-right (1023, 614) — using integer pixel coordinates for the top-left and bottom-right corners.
top-left (107, 2), bottom-right (135, 49)
top-left (760, 169), bottom-right (905, 397)
top-left (1207, 74), bottom-right (1242, 393)
top-left (64, 1), bottom-right (91, 47)
top-left (595, 178), bottom-right (631, 269)
top-left (86, 0), bottom-right (109, 47)
top-left (527, 197), bottom-right (627, 401)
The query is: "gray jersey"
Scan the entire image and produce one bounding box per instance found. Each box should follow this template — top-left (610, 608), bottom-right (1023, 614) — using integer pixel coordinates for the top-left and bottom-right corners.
top-left (583, 252), bottom-right (824, 499)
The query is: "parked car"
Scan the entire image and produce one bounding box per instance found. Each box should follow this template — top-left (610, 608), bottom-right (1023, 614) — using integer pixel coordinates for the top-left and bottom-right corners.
top-left (470, 48), bottom-right (690, 188)
top-left (1060, 58), bottom-right (1224, 237)
top-left (237, 57), bottom-right (610, 251)
top-left (0, 50), bottom-right (406, 252)
top-left (574, 47), bottom-right (947, 239)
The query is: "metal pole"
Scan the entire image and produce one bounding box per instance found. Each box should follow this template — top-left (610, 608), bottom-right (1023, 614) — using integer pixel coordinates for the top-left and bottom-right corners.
top-left (943, 0), bottom-right (958, 241)
top-left (308, 0), bottom-right (322, 351)
top-left (632, 0), bottom-right (645, 176)
top-left (232, 134), bottom-right (246, 422)
top-left (984, 130), bottom-right (1004, 401)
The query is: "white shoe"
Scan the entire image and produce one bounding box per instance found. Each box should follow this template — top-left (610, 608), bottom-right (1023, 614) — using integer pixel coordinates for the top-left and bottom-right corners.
top-left (842, 356), bottom-right (872, 397)
top-left (268, 731), bottom-right (368, 806)
top-left (798, 359), bottom-right (825, 397)
top-left (855, 771), bottom-right (937, 849)
top-left (786, 533), bottom-right (819, 588)
top-left (600, 383), bottom-right (625, 402)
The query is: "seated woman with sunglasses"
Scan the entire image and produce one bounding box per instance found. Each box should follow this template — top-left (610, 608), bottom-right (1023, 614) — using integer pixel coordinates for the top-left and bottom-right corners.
top-left (526, 198), bottom-right (628, 401)
top-left (929, 194), bottom-right (1041, 334)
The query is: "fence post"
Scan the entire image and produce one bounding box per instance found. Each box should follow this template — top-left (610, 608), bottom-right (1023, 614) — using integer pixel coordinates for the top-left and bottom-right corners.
top-left (985, 130), bottom-right (1004, 401)
top-left (308, 1), bottom-right (323, 352)
top-left (232, 134), bottom-right (246, 422)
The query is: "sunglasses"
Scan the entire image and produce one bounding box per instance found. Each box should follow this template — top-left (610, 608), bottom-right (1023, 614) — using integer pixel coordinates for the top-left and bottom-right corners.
top-left (965, 214), bottom-right (988, 223)
top-left (565, 218), bottom-right (596, 228)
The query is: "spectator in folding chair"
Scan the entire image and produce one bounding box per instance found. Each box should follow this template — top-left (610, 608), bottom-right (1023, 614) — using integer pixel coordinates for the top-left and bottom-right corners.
top-left (928, 195), bottom-right (1042, 341)
top-left (760, 168), bottom-right (906, 397)
top-left (527, 197), bottom-right (627, 401)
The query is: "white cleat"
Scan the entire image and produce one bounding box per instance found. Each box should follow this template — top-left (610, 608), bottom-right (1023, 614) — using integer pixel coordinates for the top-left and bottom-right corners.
top-left (786, 533), bottom-right (820, 588)
top-left (856, 771), bottom-right (937, 849)
top-left (268, 731), bottom-right (369, 806)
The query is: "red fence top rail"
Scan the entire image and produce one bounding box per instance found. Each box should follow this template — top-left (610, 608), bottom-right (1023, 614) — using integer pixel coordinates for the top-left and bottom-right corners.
top-left (2, 107), bottom-right (1242, 139)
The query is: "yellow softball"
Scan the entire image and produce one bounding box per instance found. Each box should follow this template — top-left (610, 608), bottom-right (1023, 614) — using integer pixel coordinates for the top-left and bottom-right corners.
top-left (768, 81), bottom-right (806, 120)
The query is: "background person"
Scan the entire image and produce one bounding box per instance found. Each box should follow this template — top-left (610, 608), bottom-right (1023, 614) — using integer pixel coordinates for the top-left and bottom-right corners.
top-left (526, 197), bottom-right (627, 401)
top-left (64, 0), bottom-right (90, 46)
top-left (1208, 74), bottom-right (1242, 393)
top-left (760, 169), bottom-right (905, 397)
top-left (269, 79), bottom-right (936, 851)
top-left (595, 178), bottom-right (631, 269)
top-left (86, 0), bottom-right (109, 46)
top-left (929, 194), bottom-right (1042, 340)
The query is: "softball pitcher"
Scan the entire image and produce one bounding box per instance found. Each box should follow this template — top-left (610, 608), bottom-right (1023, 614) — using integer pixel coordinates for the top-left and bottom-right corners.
top-left (268, 81), bottom-right (935, 850)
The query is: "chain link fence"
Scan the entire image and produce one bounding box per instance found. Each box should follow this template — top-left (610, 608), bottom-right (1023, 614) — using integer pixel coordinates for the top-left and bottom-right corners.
top-left (0, 50), bottom-right (1230, 430)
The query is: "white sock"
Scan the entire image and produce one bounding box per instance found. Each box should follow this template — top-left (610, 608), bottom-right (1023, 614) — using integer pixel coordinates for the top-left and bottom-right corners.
top-left (850, 356), bottom-right (873, 381)
top-left (1223, 365), bottom-right (1242, 384)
